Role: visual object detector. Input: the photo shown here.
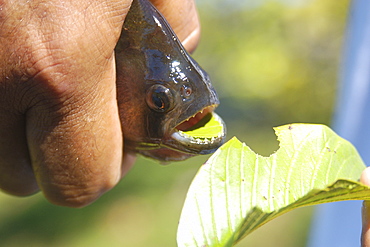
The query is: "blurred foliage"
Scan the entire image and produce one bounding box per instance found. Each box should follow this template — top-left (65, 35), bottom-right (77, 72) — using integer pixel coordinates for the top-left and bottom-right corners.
top-left (195, 0), bottom-right (349, 156)
top-left (0, 0), bottom-right (350, 246)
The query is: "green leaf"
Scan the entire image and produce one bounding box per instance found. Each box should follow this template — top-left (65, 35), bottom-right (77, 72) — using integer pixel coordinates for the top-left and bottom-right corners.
top-left (177, 124), bottom-right (370, 247)
top-left (179, 112), bottom-right (224, 139)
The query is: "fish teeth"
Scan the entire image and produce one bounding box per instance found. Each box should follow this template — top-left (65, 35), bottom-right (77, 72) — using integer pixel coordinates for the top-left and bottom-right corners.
top-left (177, 130), bottom-right (222, 145)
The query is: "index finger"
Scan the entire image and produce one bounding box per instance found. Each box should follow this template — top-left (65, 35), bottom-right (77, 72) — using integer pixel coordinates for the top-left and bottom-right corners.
top-left (150, 0), bottom-right (201, 53)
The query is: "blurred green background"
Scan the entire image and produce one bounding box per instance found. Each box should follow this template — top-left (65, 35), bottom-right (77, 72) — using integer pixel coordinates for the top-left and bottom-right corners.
top-left (0, 0), bottom-right (350, 246)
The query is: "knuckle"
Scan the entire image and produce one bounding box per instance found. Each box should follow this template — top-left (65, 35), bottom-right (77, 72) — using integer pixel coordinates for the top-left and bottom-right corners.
top-left (41, 180), bottom-right (115, 208)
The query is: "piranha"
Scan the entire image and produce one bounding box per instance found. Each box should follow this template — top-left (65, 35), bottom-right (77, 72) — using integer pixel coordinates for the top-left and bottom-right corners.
top-left (115, 0), bottom-right (226, 162)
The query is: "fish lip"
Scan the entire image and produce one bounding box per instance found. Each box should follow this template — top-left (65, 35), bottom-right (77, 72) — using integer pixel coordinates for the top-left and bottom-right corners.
top-left (132, 107), bottom-right (226, 162)
top-left (167, 106), bottom-right (226, 154)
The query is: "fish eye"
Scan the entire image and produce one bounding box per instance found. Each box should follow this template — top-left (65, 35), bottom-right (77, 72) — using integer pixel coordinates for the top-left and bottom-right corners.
top-left (146, 85), bottom-right (174, 112)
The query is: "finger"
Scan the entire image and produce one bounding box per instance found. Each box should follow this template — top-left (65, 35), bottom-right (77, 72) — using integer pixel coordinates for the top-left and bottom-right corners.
top-left (361, 167), bottom-right (370, 247)
top-left (0, 1), bottom-right (45, 196)
top-left (0, 106), bottom-right (39, 196)
top-left (121, 152), bottom-right (136, 178)
top-left (150, 0), bottom-right (201, 53)
top-left (20, 0), bottom-right (132, 207)
top-left (27, 58), bottom-right (123, 208)
top-left (361, 167), bottom-right (370, 185)
top-left (362, 201), bottom-right (370, 247)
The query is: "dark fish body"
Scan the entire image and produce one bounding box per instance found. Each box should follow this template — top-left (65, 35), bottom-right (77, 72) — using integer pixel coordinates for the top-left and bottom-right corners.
top-left (115, 0), bottom-right (225, 162)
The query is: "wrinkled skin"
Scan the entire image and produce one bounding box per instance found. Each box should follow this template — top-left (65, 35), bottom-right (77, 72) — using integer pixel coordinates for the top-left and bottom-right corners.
top-left (0, 0), bottom-right (200, 207)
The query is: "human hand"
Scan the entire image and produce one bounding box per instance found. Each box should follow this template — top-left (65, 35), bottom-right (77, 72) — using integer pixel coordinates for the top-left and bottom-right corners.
top-left (0, 0), bottom-right (200, 207)
top-left (361, 167), bottom-right (370, 246)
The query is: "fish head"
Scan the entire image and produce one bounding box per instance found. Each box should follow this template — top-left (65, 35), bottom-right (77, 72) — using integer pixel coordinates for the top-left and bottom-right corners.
top-left (116, 0), bottom-right (226, 162)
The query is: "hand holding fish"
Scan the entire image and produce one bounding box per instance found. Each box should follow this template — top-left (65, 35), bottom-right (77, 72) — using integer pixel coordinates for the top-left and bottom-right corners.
top-left (361, 167), bottom-right (370, 247)
top-left (0, 0), bottom-right (201, 207)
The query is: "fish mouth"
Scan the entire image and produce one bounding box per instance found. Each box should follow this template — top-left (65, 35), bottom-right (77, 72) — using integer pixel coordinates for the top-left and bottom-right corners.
top-left (134, 107), bottom-right (226, 162)
top-left (168, 106), bottom-right (226, 155)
